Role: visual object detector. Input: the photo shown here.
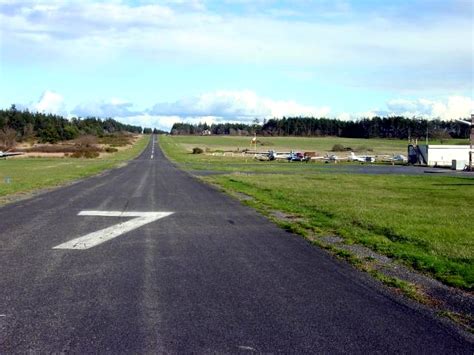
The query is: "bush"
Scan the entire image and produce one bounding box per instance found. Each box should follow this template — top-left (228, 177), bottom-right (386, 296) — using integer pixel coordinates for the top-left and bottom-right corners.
top-left (70, 150), bottom-right (100, 158)
top-left (70, 151), bottom-right (83, 158)
top-left (75, 135), bottom-right (98, 147)
top-left (99, 133), bottom-right (132, 147)
top-left (332, 144), bottom-right (345, 152)
top-left (105, 147), bottom-right (118, 153)
top-left (192, 147), bottom-right (204, 154)
top-left (84, 151), bottom-right (100, 158)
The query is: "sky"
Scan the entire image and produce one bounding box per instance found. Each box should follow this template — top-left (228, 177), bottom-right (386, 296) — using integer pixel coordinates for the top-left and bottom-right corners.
top-left (0, 0), bottom-right (472, 131)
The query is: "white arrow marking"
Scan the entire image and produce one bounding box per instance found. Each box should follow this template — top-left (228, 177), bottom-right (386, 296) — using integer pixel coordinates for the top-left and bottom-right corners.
top-left (53, 211), bottom-right (173, 250)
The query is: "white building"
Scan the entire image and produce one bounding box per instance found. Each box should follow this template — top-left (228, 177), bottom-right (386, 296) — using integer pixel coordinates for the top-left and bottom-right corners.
top-left (412, 145), bottom-right (472, 169)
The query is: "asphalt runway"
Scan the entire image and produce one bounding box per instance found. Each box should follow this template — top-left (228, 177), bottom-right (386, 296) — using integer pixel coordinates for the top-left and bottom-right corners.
top-left (0, 136), bottom-right (472, 352)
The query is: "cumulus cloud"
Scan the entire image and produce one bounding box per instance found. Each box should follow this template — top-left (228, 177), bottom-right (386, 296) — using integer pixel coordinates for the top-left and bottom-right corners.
top-left (15, 90), bottom-right (474, 131)
top-left (34, 90), bottom-right (67, 115)
top-left (385, 96), bottom-right (473, 120)
top-left (116, 114), bottom-right (182, 132)
top-left (149, 90), bottom-right (330, 121)
top-left (338, 95), bottom-right (473, 121)
top-left (72, 99), bottom-right (139, 118)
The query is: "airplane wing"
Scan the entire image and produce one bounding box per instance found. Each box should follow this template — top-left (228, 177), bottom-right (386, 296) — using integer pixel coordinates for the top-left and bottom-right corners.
top-left (0, 151), bottom-right (24, 158)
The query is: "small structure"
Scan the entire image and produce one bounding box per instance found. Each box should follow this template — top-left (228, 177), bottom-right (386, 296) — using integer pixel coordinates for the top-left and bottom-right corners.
top-left (408, 144), bottom-right (471, 169)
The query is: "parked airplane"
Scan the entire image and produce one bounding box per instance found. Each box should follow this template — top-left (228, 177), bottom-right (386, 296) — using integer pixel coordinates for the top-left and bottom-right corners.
top-left (326, 154), bottom-right (340, 162)
top-left (390, 154), bottom-right (407, 162)
top-left (0, 151), bottom-right (23, 159)
top-left (272, 151), bottom-right (291, 160)
top-left (288, 151), bottom-right (310, 162)
top-left (348, 152), bottom-right (376, 163)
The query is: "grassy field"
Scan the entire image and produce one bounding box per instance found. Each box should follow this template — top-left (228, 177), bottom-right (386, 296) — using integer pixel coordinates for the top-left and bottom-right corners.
top-left (160, 135), bottom-right (474, 290)
top-left (0, 135), bottom-right (149, 204)
top-left (161, 135), bottom-right (469, 172)
top-left (167, 135), bottom-right (468, 154)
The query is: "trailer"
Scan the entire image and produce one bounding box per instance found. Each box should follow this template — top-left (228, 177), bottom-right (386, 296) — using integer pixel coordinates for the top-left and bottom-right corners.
top-left (408, 144), bottom-right (472, 169)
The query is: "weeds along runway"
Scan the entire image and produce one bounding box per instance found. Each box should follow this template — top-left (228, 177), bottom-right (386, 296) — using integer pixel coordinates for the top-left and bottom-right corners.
top-left (0, 136), bottom-right (472, 352)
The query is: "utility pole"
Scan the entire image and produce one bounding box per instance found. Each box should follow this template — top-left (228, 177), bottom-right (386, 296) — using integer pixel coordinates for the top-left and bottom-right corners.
top-left (426, 120), bottom-right (429, 145)
top-left (470, 114), bottom-right (473, 171)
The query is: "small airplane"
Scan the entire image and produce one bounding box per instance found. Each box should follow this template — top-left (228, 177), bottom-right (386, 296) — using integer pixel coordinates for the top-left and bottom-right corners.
top-left (287, 151), bottom-right (310, 162)
top-left (0, 150), bottom-right (23, 159)
top-left (272, 151), bottom-right (291, 160)
top-left (254, 151), bottom-right (275, 161)
top-left (348, 152), bottom-right (376, 163)
top-left (325, 154), bottom-right (340, 162)
top-left (389, 154), bottom-right (407, 162)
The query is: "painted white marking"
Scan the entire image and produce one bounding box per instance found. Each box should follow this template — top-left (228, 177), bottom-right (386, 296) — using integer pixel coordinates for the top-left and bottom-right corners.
top-left (53, 211), bottom-right (173, 250)
top-left (238, 346), bottom-right (256, 351)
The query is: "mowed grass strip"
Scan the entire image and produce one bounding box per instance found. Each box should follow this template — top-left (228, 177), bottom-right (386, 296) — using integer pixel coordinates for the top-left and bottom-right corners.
top-left (208, 173), bottom-right (473, 289)
top-left (0, 135), bottom-right (149, 202)
top-left (160, 135), bottom-right (474, 290)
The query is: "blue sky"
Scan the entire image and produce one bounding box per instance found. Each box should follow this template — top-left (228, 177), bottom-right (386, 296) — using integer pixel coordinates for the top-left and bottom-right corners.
top-left (0, 0), bottom-right (472, 130)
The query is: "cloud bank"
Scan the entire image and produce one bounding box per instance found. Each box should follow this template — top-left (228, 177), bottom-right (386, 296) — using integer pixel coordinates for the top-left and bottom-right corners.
top-left (22, 90), bottom-right (474, 132)
top-left (149, 91), bottom-right (330, 120)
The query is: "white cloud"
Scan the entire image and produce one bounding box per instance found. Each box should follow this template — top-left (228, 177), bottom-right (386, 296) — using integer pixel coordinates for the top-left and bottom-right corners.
top-left (338, 95), bottom-right (473, 121)
top-left (385, 96), bottom-right (473, 120)
top-left (17, 90), bottom-right (474, 131)
top-left (117, 114), bottom-right (181, 132)
top-left (149, 90), bottom-right (330, 120)
top-left (72, 99), bottom-right (138, 117)
top-left (34, 90), bottom-right (67, 115)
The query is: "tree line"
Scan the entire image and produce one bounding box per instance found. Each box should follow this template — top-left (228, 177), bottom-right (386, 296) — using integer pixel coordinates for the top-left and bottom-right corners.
top-left (0, 105), bottom-right (144, 145)
top-left (171, 116), bottom-right (471, 140)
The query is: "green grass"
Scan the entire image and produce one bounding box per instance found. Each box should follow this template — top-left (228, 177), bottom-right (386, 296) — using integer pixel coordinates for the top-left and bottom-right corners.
top-left (160, 135), bottom-right (474, 290)
top-left (160, 135), bottom-right (468, 173)
top-left (0, 135), bottom-right (149, 203)
top-left (164, 135), bottom-right (468, 156)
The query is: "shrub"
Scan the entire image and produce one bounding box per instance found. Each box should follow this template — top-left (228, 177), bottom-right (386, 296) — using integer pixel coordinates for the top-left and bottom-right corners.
top-left (84, 151), bottom-right (100, 158)
top-left (98, 134), bottom-right (132, 147)
top-left (70, 150), bottom-right (100, 158)
top-left (70, 151), bottom-right (83, 158)
top-left (192, 147), bottom-right (204, 154)
top-left (75, 135), bottom-right (98, 147)
top-left (332, 144), bottom-right (345, 152)
top-left (105, 147), bottom-right (118, 153)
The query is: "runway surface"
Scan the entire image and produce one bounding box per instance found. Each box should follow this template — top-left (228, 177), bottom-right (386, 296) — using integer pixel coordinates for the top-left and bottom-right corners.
top-left (0, 136), bottom-right (471, 352)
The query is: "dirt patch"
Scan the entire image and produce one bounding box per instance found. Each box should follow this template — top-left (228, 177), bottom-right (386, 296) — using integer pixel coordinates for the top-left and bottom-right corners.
top-left (18, 152), bottom-right (66, 158)
top-left (269, 210), bottom-right (304, 223)
top-left (233, 192), bottom-right (254, 201)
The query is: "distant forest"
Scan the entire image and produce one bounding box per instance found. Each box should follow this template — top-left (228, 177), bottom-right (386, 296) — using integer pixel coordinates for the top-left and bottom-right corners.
top-left (0, 105), bottom-right (163, 147)
top-left (171, 116), bottom-right (471, 140)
